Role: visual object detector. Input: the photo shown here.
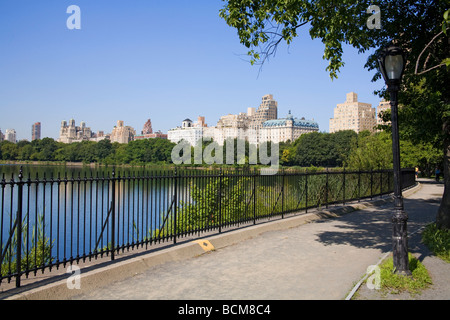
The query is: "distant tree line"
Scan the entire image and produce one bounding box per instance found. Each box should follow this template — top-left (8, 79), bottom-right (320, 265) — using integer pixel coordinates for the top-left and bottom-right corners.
top-left (0, 131), bottom-right (442, 174)
top-left (0, 138), bottom-right (176, 165)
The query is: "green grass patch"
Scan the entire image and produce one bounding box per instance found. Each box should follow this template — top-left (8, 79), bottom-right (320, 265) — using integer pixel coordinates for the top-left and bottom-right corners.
top-left (379, 253), bottom-right (432, 295)
top-left (422, 223), bottom-right (450, 263)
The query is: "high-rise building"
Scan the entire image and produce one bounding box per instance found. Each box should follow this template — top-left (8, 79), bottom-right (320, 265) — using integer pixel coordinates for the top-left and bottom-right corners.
top-left (250, 94), bottom-right (278, 130)
top-left (32, 122), bottom-right (41, 141)
top-left (0, 129), bottom-right (4, 142)
top-left (142, 119), bottom-right (153, 135)
top-left (110, 120), bottom-right (136, 144)
top-left (134, 118), bottom-right (168, 140)
top-left (59, 119), bottom-right (93, 143)
top-left (5, 129), bottom-right (17, 143)
top-left (376, 99), bottom-right (391, 128)
top-left (329, 92), bottom-right (376, 133)
top-left (248, 94), bottom-right (278, 145)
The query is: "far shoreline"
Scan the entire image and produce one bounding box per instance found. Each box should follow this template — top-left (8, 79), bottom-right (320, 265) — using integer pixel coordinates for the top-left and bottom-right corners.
top-left (0, 160), bottom-right (173, 169)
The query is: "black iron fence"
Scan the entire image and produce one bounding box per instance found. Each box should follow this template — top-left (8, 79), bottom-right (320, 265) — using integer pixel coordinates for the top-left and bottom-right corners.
top-left (0, 167), bottom-right (415, 287)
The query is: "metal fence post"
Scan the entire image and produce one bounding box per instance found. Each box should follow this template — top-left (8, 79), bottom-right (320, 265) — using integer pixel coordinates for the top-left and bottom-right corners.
top-left (343, 167), bottom-right (346, 205)
top-left (111, 169), bottom-right (116, 261)
top-left (253, 168), bottom-right (256, 225)
top-left (325, 168), bottom-right (329, 209)
top-left (380, 168), bottom-right (383, 197)
top-left (173, 168), bottom-right (178, 244)
top-left (218, 168), bottom-right (222, 233)
top-left (305, 169), bottom-right (308, 213)
top-left (370, 168), bottom-right (373, 200)
top-left (281, 169), bottom-right (285, 218)
top-left (358, 169), bottom-right (361, 202)
top-left (16, 167), bottom-right (24, 288)
top-left (388, 169), bottom-right (391, 193)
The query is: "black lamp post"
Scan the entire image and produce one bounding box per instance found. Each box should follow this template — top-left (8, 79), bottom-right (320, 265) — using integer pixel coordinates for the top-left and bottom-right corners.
top-left (377, 45), bottom-right (411, 275)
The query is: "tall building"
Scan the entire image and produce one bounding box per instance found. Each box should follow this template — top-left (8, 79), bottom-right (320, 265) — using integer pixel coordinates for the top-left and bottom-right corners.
top-left (376, 99), bottom-right (391, 128)
top-left (5, 129), bottom-right (17, 143)
top-left (59, 119), bottom-right (93, 143)
top-left (0, 129), bottom-right (4, 142)
top-left (142, 119), bottom-right (153, 135)
top-left (248, 94), bottom-right (278, 145)
top-left (134, 118), bottom-right (168, 140)
top-left (250, 94), bottom-right (278, 130)
top-left (110, 120), bottom-right (136, 144)
top-left (32, 122), bottom-right (41, 141)
top-left (329, 92), bottom-right (376, 133)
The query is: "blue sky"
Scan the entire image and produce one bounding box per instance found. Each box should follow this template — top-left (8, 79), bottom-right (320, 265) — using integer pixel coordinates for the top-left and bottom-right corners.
top-left (0, 0), bottom-right (385, 141)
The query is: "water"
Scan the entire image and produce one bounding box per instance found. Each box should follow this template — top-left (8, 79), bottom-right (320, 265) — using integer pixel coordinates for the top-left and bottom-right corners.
top-left (0, 164), bottom-right (178, 267)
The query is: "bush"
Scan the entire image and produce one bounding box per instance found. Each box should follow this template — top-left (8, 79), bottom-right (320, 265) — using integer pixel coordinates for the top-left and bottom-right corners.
top-left (422, 223), bottom-right (450, 263)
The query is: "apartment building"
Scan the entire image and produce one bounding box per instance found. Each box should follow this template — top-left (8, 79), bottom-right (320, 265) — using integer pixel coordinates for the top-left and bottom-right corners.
top-left (329, 92), bottom-right (376, 133)
top-left (32, 122), bottom-right (41, 141)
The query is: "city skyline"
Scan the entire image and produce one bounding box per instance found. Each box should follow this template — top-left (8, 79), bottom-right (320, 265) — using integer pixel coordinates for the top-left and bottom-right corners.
top-left (0, 1), bottom-right (385, 142)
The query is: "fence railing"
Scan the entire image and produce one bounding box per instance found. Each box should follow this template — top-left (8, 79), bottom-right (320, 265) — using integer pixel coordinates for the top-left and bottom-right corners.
top-left (0, 167), bottom-right (415, 288)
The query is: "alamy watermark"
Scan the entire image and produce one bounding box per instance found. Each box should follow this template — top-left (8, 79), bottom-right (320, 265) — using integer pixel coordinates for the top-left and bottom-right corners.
top-left (67, 5), bottom-right (81, 30)
top-left (171, 131), bottom-right (279, 175)
top-left (66, 265), bottom-right (81, 290)
top-left (366, 265), bottom-right (381, 290)
top-left (65, 4), bottom-right (380, 31)
top-left (367, 5), bottom-right (381, 30)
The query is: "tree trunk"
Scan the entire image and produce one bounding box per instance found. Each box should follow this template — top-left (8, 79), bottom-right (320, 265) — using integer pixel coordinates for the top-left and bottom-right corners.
top-left (436, 119), bottom-right (450, 230)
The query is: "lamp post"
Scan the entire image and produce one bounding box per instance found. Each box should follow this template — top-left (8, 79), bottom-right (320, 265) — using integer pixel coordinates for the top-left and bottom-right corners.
top-left (377, 45), bottom-right (411, 275)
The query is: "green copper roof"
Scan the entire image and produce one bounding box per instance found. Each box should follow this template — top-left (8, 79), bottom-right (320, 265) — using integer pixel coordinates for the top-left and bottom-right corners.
top-left (262, 112), bottom-right (319, 129)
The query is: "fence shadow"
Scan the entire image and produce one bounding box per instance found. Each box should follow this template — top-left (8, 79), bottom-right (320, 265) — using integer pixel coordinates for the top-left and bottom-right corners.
top-left (313, 195), bottom-right (440, 255)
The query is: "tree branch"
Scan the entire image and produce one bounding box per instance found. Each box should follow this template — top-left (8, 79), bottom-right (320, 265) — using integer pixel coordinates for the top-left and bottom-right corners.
top-left (415, 27), bottom-right (449, 75)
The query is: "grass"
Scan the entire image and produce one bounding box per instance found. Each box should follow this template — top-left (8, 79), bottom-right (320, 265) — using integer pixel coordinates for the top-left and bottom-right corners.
top-left (422, 223), bottom-right (450, 263)
top-left (378, 253), bottom-right (432, 295)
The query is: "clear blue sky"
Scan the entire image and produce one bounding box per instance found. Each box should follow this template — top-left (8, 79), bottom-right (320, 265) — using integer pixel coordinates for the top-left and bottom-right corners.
top-left (0, 0), bottom-right (385, 141)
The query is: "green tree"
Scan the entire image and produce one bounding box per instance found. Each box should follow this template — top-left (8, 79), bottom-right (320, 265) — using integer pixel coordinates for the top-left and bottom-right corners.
top-left (292, 132), bottom-right (330, 167)
top-left (31, 138), bottom-right (59, 161)
top-left (77, 141), bottom-right (98, 163)
top-left (290, 131), bottom-right (356, 167)
top-left (1, 141), bottom-right (18, 160)
top-left (346, 131), bottom-right (393, 170)
top-left (57, 143), bottom-right (79, 162)
top-left (18, 144), bottom-right (34, 160)
top-left (112, 142), bottom-right (129, 164)
top-left (96, 139), bottom-right (113, 161)
top-left (220, 0), bottom-right (450, 229)
top-left (330, 130), bottom-right (358, 166)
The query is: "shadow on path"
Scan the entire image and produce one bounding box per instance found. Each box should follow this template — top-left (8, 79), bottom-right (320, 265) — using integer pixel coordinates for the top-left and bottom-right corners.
top-left (313, 189), bottom-right (441, 255)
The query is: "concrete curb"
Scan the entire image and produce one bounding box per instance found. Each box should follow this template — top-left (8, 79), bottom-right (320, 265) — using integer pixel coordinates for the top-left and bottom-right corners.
top-left (3, 183), bottom-right (422, 300)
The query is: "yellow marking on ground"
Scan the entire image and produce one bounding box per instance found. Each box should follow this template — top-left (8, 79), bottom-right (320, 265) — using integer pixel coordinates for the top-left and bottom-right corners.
top-left (193, 239), bottom-right (215, 252)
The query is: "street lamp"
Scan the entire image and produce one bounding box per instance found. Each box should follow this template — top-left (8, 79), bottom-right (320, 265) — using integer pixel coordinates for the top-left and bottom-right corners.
top-left (377, 45), bottom-right (411, 275)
